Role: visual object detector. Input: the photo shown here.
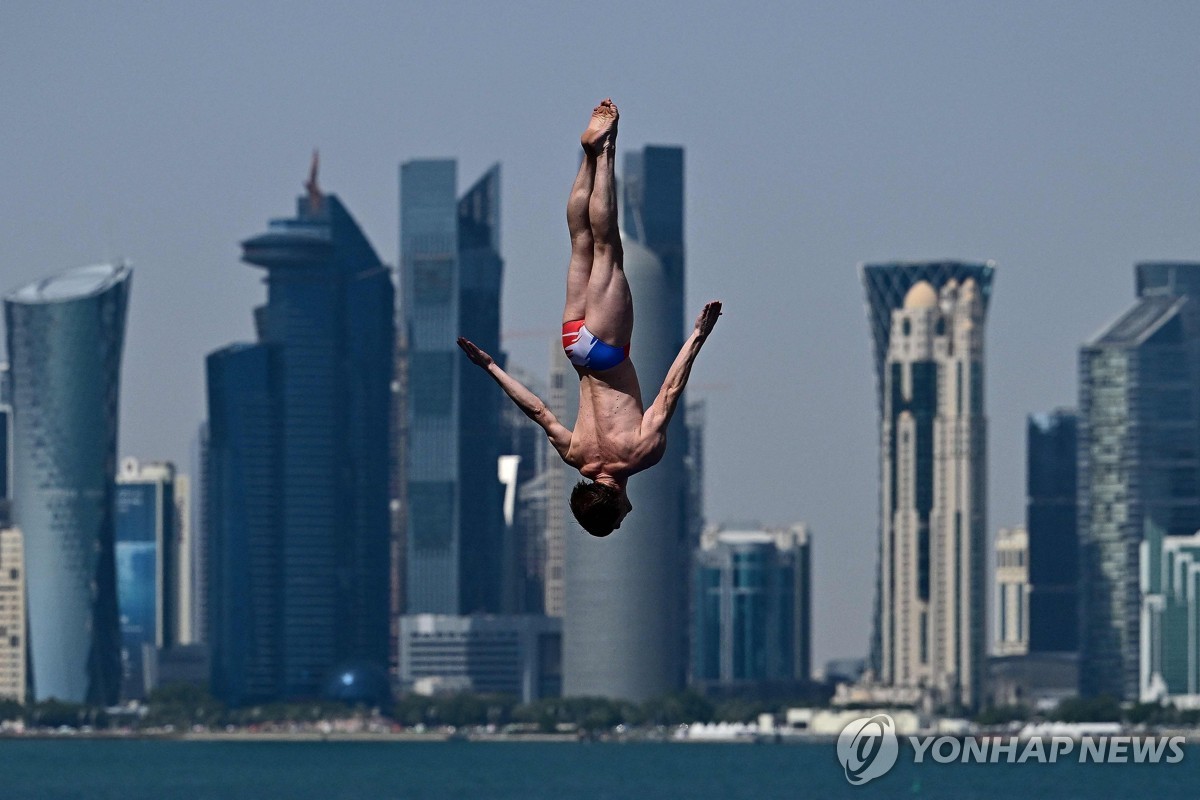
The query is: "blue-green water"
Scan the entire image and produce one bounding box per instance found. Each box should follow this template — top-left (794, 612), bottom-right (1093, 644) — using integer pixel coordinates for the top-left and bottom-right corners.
top-left (0, 739), bottom-right (1196, 799)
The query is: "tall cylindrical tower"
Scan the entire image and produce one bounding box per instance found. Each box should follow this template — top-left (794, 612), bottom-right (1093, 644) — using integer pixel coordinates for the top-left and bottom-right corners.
top-left (5, 262), bottom-right (131, 704)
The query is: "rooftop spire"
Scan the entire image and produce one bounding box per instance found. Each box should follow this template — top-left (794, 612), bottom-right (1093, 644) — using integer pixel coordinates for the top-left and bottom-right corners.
top-left (305, 149), bottom-right (322, 213)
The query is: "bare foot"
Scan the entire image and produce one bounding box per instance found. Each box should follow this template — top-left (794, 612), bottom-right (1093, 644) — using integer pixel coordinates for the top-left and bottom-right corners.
top-left (581, 98), bottom-right (619, 154)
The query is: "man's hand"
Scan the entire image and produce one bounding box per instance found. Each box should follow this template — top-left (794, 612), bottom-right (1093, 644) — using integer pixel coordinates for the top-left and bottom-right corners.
top-left (456, 337), bottom-right (494, 368)
top-left (694, 300), bottom-right (722, 339)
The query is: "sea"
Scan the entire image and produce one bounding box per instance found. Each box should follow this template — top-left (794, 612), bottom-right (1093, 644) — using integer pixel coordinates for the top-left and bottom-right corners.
top-left (0, 739), bottom-right (1195, 799)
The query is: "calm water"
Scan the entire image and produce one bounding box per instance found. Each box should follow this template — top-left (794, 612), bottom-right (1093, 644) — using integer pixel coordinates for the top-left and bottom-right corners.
top-left (0, 739), bottom-right (1196, 799)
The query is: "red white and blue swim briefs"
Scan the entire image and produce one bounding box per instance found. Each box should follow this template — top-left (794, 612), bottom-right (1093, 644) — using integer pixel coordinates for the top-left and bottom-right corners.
top-left (562, 320), bottom-right (630, 371)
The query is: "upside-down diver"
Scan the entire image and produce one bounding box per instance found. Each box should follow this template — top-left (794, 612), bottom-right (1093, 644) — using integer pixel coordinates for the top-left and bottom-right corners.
top-left (457, 98), bottom-right (721, 537)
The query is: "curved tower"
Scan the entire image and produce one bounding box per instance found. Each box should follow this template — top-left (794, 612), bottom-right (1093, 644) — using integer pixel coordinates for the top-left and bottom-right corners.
top-left (5, 262), bottom-right (131, 704)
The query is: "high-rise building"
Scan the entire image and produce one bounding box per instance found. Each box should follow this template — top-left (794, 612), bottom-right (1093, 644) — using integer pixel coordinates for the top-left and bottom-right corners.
top-left (1142, 532), bottom-right (1200, 701)
top-left (114, 458), bottom-right (183, 699)
top-left (206, 176), bottom-right (394, 705)
top-left (1026, 410), bottom-right (1078, 654)
top-left (861, 261), bottom-right (995, 686)
top-left (692, 524), bottom-right (812, 686)
top-left (994, 526), bottom-right (1029, 657)
top-left (565, 146), bottom-right (690, 701)
top-left (191, 423), bottom-right (209, 645)
top-left (5, 262), bottom-right (130, 705)
top-left (0, 527), bottom-right (24, 703)
top-left (1079, 262), bottom-right (1200, 700)
top-left (400, 160), bottom-right (506, 615)
top-left (864, 269), bottom-right (990, 710)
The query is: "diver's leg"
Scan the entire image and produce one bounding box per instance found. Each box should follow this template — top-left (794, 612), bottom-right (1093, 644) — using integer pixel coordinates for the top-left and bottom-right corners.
top-left (581, 99), bottom-right (632, 346)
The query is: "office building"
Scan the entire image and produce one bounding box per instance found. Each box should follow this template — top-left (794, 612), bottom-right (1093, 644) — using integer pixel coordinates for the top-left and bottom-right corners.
top-left (400, 160), bottom-right (506, 615)
top-left (398, 614), bottom-right (561, 703)
top-left (1079, 262), bottom-right (1200, 699)
top-left (692, 524), bottom-right (812, 685)
top-left (565, 146), bottom-right (691, 701)
top-left (994, 526), bottom-right (1029, 657)
top-left (0, 528), bottom-right (24, 703)
top-left (114, 458), bottom-right (185, 698)
top-left (206, 171), bottom-right (393, 704)
top-left (1142, 532), bottom-right (1200, 702)
top-left (5, 262), bottom-right (130, 704)
top-left (1026, 410), bottom-right (1078, 653)
top-left (863, 266), bottom-right (991, 710)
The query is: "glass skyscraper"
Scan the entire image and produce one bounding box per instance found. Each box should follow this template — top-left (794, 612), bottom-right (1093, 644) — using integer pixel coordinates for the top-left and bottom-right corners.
top-left (399, 160), bottom-right (506, 615)
top-left (5, 262), bottom-right (130, 704)
top-left (1026, 410), bottom-right (1078, 654)
top-left (206, 186), bottom-right (393, 705)
top-left (1078, 261), bottom-right (1200, 700)
top-left (861, 262), bottom-right (994, 710)
top-left (692, 525), bottom-right (811, 685)
top-left (114, 458), bottom-right (180, 699)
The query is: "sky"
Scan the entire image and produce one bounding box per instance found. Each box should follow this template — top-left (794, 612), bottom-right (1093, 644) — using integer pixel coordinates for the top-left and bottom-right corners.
top-left (1, 1), bottom-right (1198, 668)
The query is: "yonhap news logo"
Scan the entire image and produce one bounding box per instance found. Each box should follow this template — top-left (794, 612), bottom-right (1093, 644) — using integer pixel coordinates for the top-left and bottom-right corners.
top-left (835, 715), bottom-right (1188, 786)
top-left (836, 714), bottom-right (899, 785)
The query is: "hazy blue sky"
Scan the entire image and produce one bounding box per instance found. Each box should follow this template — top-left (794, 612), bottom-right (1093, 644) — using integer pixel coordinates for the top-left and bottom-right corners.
top-left (2, 2), bottom-right (1198, 666)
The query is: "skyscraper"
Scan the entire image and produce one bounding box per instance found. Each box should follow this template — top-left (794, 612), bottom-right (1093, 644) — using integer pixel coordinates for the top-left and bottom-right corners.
top-left (399, 160), bottom-right (506, 615)
top-left (565, 146), bottom-right (690, 701)
top-left (1026, 410), bottom-right (1078, 654)
top-left (114, 458), bottom-right (181, 699)
top-left (861, 261), bottom-right (995, 685)
top-left (692, 524), bottom-right (812, 686)
top-left (206, 177), bottom-right (393, 705)
top-left (5, 262), bottom-right (130, 704)
top-left (1078, 261), bottom-right (1200, 700)
top-left (994, 526), bottom-right (1029, 657)
top-left (863, 267), bottom-right (991, 710)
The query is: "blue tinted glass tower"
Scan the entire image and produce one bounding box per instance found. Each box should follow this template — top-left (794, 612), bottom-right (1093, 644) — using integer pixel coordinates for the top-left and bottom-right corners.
top-left (206, 182), bottom-right (394, 704)
top-left (1026, 411), bottom-right (1078, 654)
top-left (692, 525), bottom-right (811, 685)
top-left (1079, 262), bottom-right (1200, 699)
top-left (400, 161), bottom-right (506, 615)
top-left (114, 459), bottom-right (179, 699)
top-left (5, 262), bottom-right (130, 704)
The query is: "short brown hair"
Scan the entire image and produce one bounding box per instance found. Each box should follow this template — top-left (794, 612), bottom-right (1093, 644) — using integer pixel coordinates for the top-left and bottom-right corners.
top-left (570, 480), bottom-right (622, 537)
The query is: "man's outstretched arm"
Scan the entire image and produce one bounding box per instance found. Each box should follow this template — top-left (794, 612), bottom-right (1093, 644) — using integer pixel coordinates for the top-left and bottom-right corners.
top-left (457, 337), bottom-right (573, 459)
top-left (641, 301), bottom-right (722, 442)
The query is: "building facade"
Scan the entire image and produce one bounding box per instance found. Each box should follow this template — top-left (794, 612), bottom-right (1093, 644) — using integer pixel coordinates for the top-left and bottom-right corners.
top-left (861, 261), bottom-right (995, 692)
top-left (994, 526), bottom-right (1029, 657)
top-left (869, 271), bottom-right (990, 710)
top-left (1141, 532), bottom-right (1200, 702)
top-left (114, 458), bottom-right (184, 699)
top-left (1026, 410), bottom-right (1078, 654)
top-left (400, 160), bottom-right (506, 615)
top-left (0, 528), bottom-right (24, 703)
top-left (692, 524), bottom-right (812, 685)
top-left (5, 262), bottom-right (130, 704)
top-left (1078, 262), bottom-right (1200, 699)
top-left (565, 146), bottom-right (692, 701)
top-left (206, 182), bottom-right (393, 705)
top-left (398, 614), bottom-right (561, 703)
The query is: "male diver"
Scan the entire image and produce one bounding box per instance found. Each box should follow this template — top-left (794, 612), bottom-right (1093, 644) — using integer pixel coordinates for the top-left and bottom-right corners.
top-left (457, 98), bottom-right (721, 537)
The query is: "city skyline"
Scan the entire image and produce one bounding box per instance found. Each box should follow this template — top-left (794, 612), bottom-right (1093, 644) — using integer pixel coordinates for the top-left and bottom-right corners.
top-left (2, 3), bottom-right (1198, 666)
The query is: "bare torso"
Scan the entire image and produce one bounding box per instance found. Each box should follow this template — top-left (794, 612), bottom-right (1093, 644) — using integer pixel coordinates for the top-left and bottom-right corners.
top-left (564, 360), bottom-right (665, 480)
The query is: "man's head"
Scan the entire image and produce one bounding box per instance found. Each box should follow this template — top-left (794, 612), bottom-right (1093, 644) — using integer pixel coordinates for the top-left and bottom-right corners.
top-left (570, 480), bottom-right (632, 537)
